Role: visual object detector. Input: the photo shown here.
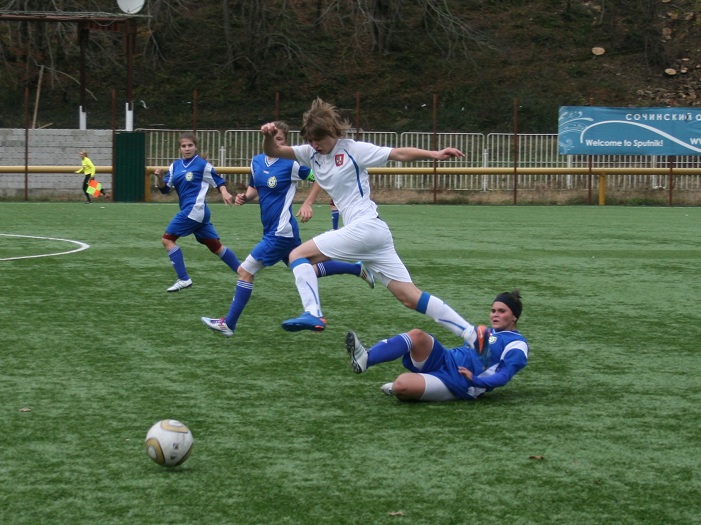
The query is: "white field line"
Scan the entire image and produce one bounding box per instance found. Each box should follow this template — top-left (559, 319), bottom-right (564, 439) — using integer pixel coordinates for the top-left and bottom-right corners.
top-left (0, 234), bottom-right (90, 261)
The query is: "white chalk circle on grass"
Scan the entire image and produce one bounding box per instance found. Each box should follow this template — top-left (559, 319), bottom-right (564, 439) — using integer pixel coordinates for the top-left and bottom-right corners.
top-left (0, 234), bottom-right (91, 261)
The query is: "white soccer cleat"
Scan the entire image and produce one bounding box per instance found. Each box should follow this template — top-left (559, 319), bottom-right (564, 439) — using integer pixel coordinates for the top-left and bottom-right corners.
top-left (201, 317), bottom-right (234, 337)
top-left (167, 278), bottom-right (192, 293)
top-left (345, 331), bottom-right (368, 373)
top-left (380, 383), bottom-right (395, 396)
top-left (356, 262), bottom-right (375, 289)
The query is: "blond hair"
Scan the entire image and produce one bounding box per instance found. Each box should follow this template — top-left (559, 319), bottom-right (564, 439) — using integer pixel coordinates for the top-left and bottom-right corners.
top-left (300, 98), bottom-right (350, 141)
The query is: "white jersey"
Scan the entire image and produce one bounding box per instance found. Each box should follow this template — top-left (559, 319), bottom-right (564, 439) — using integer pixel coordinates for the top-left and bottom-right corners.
top-left (292, 139), bottom-right (391, 226)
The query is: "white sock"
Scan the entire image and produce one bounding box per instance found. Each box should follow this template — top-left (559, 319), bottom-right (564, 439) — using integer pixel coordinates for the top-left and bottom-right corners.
top-left (462, 325), bottom-right (477, 348)
top-left (292, 261), bottom-right (322, 317)
top-left (424, 295), bottom-right (474, 342)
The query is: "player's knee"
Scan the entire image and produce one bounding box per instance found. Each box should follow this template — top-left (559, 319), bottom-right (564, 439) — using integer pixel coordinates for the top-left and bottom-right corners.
top-left (392, 374), bottom-right (422, 401)
top-left (407, 328), bottom-right (428, 344)
top-left (200, 238), bottom-right (222, 254)
top-left (289, 247), bottom-right (302, 262)
top-left (237, 265), bottom-right (254, 282)
top-left (162, 233), bottom-right (178, 248)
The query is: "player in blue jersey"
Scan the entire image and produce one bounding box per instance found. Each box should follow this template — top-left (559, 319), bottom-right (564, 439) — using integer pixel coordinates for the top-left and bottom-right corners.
top-left (200, 121), bottom-right (374, 337)
top-left (155, 132), bottom-right (240, 293)
top-left (260, 98), bottom-right (483, 349)
top-left (346, 289), bottom-right (528, 401)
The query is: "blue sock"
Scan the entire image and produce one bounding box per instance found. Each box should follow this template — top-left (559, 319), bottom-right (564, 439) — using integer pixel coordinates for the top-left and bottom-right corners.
top-left (168, 246), bottom-right (189, 280)
top-left (315, 261), bottom-right (360, 277)
top-left (367, 333), bottom-right (412, 368)
top-left (219, 246), bottom-right (240, 272)
top-left (225, 280), bottom-right (254, 329)
top-left (331, 210), bottom-right (340, 229)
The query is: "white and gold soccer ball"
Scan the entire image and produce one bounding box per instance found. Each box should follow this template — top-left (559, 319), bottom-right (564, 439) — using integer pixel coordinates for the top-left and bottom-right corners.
top-left (145, 419), bottom-right (194, 467)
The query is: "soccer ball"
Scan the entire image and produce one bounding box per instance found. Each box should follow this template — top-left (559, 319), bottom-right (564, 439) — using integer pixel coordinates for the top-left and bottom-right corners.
top-left (145, 419), bottom-right (194, 467)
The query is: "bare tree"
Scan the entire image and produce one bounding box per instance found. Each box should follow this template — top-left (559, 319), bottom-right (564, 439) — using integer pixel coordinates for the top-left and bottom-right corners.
top-left (311, 0), bottom-right (495, 60)
top-left (356, 0), bottom-right (402, 54)
top-left (140, 0), bottom-right (199, 69)
top-left (419, 0), bottom-right (496, 59)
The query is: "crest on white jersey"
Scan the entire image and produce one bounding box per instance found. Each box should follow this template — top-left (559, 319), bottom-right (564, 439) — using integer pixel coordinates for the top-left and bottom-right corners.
top-left (335, 154), bottom-right (344, 166)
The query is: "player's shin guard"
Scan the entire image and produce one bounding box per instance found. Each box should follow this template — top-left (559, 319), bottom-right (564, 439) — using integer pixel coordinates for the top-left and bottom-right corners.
top-left (417, 292), bottom-right (473, 342)
top-left (291, 258), bottom-right (322, 317)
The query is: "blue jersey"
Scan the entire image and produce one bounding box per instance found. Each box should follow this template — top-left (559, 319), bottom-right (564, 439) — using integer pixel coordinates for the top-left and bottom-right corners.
top-left (407, 329), bottom-right (529, 400)
top-left (161, 155), bottom-right (226, 223)
top-left (249, 154), bottom-right (313, 238)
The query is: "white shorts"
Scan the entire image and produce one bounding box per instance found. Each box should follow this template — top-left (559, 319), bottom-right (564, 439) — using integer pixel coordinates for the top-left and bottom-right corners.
top-left (419, 373), bottom-right (457, 402)
top-left (313, 217), bottom-right (412, 285)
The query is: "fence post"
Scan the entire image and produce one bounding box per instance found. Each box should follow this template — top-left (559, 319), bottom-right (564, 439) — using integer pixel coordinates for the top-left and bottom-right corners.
top-left (144, 168), bottom-right (151, 203)
top-left (588, 156), bottom-right (593, 204)
top-left (512, 98), bottom-right (519, 204)
top-left (668, 156), bottom-right (675, 206)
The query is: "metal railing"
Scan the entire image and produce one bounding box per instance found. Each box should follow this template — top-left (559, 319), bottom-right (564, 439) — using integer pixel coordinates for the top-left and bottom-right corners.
top-left (136, 129), bottom-right (701, 192)
top-left (2, 128), bottom-right (701, 201)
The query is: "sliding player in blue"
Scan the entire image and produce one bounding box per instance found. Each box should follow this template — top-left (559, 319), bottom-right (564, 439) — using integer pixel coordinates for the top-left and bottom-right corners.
top-left (201, 121), bottom-right (373, 337)
top-left (346, 289), bottom-right (528, 401)
top-left (260, 98), bottom-right (484, 348)
top-left (155, 132), bottom-right (240, 293)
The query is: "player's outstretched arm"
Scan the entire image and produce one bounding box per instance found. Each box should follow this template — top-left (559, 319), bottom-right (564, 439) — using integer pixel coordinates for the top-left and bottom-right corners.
top-left (388, 147), bottom-right (465, 162)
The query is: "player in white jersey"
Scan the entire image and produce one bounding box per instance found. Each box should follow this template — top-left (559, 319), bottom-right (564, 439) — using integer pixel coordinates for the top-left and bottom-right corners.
top-left (346, 289), bottom-right (529, 402)
top-left (200, 122), bottom-right (374, 337)
top-left (260, 97), bottom-right (482, 349)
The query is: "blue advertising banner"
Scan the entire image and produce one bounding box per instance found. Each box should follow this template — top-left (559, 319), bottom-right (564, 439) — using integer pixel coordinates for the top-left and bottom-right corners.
top-left (558, 106), bottom-right (701, 155)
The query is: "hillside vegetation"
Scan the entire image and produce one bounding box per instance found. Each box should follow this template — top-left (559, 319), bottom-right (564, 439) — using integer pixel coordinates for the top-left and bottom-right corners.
top-left (1, 0), bottom-right (700, 133)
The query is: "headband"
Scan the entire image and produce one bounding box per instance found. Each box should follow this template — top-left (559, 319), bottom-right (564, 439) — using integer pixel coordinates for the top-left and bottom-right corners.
top-left (494, 292), bottom-right (522, 319)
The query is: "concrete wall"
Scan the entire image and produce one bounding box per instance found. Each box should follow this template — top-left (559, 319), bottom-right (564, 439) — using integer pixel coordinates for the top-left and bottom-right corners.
top-left (0, 129), bottom-right (113, 198)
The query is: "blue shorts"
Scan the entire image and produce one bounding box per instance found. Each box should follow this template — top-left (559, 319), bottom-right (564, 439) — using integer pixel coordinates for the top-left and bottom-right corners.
top-left (249, 234), bottom-right (301, 267)
top-left (402, 337), bottom-right (485, 400)
top-left (165, 211), bottom-right (219, 241)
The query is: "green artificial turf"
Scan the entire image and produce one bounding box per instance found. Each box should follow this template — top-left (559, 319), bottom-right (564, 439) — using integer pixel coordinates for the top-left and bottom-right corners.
top-left (0, 202), bottom-right (700, 525)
